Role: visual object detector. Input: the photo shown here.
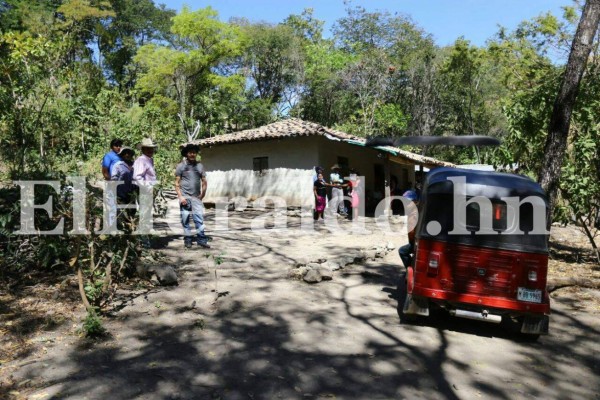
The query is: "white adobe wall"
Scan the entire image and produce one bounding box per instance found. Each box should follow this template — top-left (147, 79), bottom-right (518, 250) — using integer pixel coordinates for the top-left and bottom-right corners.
top-left (200, 136), bottom-right (320, 206)
top-left (200, 135), bottom-right (418, 207)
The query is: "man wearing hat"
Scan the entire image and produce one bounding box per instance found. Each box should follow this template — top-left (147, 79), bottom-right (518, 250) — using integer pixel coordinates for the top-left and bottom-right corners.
top-left (133, 138), bottom-right (158, 184)
top-left (110, 146), bottom-right (137, 229)
top-left (111, 146), bottom-right (136, 203)
top-left (132, 138), bottom-right (158, 247)
top-left (398, 190), bottom-right (419, 269)
top-left (175, 143), bottom-right (210, 249)
top-left (330, 164), bottom-right (347, 216)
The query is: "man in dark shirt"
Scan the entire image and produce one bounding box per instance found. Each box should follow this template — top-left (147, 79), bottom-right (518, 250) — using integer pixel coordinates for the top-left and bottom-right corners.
top-left (175, 144), bottom-right (210, 249)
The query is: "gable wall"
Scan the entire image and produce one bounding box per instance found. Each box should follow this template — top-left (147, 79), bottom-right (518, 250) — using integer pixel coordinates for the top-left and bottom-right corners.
top-left (201, 136), bottom-right (319, 206)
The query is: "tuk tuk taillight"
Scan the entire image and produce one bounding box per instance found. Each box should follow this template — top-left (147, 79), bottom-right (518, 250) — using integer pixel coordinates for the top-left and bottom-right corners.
top-left (428, 252), bottom-right (441, 276)
top-left (528, 270), bottom-right (538, 282)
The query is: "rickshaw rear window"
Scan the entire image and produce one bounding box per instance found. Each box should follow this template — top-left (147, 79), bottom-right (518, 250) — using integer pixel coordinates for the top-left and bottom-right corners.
top-left (466, 201), bottom-right (508, 232)
top-left (419, 193), bottom-right (548, 253)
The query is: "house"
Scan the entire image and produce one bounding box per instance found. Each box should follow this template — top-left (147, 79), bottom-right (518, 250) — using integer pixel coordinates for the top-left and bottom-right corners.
top-left (194, 118), bottom-right (453, 209)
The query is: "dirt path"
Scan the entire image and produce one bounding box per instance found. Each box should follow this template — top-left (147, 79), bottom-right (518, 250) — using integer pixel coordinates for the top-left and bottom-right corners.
top-left (2, 204), bottom-right (600, 399)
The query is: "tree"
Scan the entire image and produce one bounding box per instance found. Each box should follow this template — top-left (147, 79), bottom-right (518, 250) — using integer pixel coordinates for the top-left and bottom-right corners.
top-left (326, 2), bottom-right (439, 137)
top-left (282, 8), bottom-right (324, 44)
top-left (297, 40), bottom-right (356, 127)
top-left (341, 49), bottom-right (392, 135)
top-left (134, 6), bottom-right (244, 140)
top-left (100, 0), bottom-right (175, 91)
top-left (538, 0), bottom-right (600, 226)
top-left (239, 23), bottom-right (303, 113)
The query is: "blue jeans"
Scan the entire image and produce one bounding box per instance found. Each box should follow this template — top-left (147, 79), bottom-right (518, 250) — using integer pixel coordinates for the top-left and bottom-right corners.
top-left (398, 243), bottom-right (414, 269)
top-left (180, 197), bottom-right (208, 244)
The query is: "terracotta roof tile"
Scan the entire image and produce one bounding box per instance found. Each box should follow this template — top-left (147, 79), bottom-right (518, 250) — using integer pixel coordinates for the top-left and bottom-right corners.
top-left (193, 118), bottom-right (359, 146)
top-left (193, 118), bottom-right (453, 167)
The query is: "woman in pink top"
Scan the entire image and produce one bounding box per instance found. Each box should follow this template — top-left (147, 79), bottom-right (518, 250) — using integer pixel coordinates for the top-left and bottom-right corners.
top-left (349, 169), bottom-right (361, 221)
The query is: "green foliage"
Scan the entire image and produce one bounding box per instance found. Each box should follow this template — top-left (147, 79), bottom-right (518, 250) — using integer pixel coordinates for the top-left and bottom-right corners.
top-left (100, 0), bottom-right (176, 91)
top-left (57, 0), bottom-right (115, 24)
top-left (134, 6), bottom-right (245, 139)
top-left (374, 103), bottom-right (408, 135)
top-left (82, 308), bottom-right (106, 337)
top-left (558, 65), bottom-right (600, 227)
top-left (1, 0), bottom-right (600, 314)
top-left (298, 41), bottom-right (357, 126)
top-left (239, 23), bottom-right (303, 106)
top-left (282, 8), bottom-right (324, 44)
top-left (333, 3), bottom-right (430, 56)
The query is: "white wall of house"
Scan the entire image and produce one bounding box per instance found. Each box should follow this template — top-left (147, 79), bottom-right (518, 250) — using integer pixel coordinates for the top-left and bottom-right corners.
top-left (201, 136), bottom-right (320, 206)
top-left (200, 135), bottom-right (417, 207)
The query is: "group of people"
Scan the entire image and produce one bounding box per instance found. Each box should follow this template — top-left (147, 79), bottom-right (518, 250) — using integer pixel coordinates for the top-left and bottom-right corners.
top-left (101, 138), bottom-right (158, 204)
top-left (313, 164), bottom-right (362, 222)
top-left (101, 139), bottom-right (210, 249)
top-left (103, 139), bottom-right (420, 264)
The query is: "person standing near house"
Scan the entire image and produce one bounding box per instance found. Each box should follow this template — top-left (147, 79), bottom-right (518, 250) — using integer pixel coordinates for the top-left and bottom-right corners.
top-left (313, 172), bottom-right (333, 222)
top-left (348, 169), bottom-right (362, 221)
top-left (133, 138), bottom-right (158, 183)
top-left (330, 164), bottom-right (347, 216)
top-left (398, 190), bottom-right (420, 269)
top-left (102, 139), bottom-right (123, 180)
top-left (102, 139), bottom-right (123, 229)
top-left (133, 138), bottom-right (158, 247)
top-left (111, 146), bottom-right (137, 203)
top-left (175, 143), bottom-right (210, 249)
top-left (313, 166), bottom-right (324, 183)
top-left (111, 146), bottom-right (137, 229)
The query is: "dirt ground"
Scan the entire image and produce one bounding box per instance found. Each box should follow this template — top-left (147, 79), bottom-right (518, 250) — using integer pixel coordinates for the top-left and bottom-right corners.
top-left (1, 203), bottom-right (599, 400)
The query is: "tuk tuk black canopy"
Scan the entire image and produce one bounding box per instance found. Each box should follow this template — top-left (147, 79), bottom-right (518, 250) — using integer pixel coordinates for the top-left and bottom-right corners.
top-left (417, 167), bottom-right (549, 254)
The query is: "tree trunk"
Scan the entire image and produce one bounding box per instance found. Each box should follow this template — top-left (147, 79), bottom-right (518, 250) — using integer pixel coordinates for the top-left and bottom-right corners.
top-left (538, 0), bottom-right (600, 229)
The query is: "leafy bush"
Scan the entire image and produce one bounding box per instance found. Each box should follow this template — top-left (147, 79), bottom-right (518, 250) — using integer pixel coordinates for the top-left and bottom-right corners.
top-left (82, 308), bottom-right (106, 338)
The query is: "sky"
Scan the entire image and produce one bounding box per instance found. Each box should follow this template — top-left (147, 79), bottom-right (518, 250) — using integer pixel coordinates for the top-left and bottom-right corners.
top-left (157, 0), bottom-right (573, 47)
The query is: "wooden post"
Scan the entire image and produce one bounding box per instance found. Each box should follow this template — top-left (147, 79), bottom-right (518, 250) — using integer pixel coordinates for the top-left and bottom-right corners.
top-left (384, 154), bottom-right (391, 216)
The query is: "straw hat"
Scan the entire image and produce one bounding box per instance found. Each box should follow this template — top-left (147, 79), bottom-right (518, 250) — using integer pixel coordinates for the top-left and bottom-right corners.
top-left (117, 146), bottom-right (135, 156)
top-left (137, 138), bottom-right (158, 149)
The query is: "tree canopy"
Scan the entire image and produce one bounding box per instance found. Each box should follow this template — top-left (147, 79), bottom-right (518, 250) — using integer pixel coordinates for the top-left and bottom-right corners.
top-left (1, 1), bottom-right (600, 294)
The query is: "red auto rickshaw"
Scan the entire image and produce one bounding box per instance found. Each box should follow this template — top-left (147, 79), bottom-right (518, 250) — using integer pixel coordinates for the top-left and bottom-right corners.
top-left (402, 167), bottom-right (550, 338)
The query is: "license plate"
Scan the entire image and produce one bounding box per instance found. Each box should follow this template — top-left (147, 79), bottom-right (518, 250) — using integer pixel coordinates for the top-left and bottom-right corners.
top-left (517, 287), bottom-right (542, 303)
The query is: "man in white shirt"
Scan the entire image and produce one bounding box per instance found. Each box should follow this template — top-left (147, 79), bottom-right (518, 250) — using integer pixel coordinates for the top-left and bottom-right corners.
top-left (133, 138), bottom-right (158, 247)
top-left (330, 164), bottom-right (347, 216)
top-left (133, 138), bottom-right (158, 184)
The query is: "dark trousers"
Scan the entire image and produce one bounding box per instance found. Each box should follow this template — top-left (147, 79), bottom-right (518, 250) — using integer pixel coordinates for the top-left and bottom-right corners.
top-left (398, 243), bottom-right (414, 269)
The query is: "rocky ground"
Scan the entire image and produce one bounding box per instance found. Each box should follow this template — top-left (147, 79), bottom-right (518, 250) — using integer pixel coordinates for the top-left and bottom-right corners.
top-left (1, 205), bottom-right (599, 399)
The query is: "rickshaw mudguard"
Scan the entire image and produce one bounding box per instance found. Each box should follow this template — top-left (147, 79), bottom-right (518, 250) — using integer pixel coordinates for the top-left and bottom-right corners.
top-left (403, 266), bottom-right (430, 316)
top-left (402, 294), bottom-right (430, 316)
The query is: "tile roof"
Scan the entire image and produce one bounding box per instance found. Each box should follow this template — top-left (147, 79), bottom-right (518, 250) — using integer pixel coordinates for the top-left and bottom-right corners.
top-left (194, 118), bottom-right (360, 146)
top-left (193, 118), bottom-right (453, 168)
